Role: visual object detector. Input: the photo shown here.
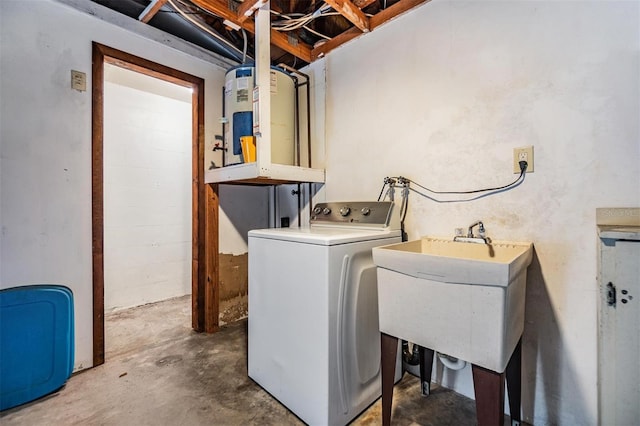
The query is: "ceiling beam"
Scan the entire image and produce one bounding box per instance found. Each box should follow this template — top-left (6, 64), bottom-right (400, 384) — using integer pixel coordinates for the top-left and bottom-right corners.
top-left (190, 0), bottom-right (244, 25)
top-left (138, 0), bottom-right (169, 23)
top-left (237, 0), bottom-right (267, 23)
top-left (190, 0), bottom-right (312, 63)
top-left (311, 27), bottom-right (360, 60)
top-left (324, 0), bottom-right (370, 32)
top-left (312, 0), bottom-right (430, 60)
top-left (270, 30), bottom-right (312, 63)
top-left (353, 0), bottom-right (378, 8)
top-left (369, 0), bottom-right (430, 29)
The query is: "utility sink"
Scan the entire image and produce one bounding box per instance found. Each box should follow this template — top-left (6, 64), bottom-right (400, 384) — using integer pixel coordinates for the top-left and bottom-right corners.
top-left (373, 237), bottom-right (533, 372)
top-left (374, 238), bottom-right (533, 287)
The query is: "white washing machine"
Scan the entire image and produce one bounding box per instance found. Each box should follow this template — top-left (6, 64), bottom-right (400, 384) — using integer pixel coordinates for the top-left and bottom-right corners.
top-left (248, 201), bottom-right (402, 426)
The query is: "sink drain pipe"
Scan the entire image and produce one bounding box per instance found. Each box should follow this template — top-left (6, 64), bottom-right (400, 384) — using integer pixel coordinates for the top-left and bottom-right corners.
top-left (402, 340), bottom-right (420, 366)
top-left (437, 352), bottom-right (467, 370)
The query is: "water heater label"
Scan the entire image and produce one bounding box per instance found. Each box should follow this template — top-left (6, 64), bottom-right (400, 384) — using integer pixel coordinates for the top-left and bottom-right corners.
top-left (237, 77), bottom-right (250, 102)
top-left (237, 90), bottom-right (249, 103)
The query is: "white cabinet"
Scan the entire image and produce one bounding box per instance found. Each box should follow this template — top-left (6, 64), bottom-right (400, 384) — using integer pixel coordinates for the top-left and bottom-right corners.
top-left (597, 208), bottom-right (640, 426)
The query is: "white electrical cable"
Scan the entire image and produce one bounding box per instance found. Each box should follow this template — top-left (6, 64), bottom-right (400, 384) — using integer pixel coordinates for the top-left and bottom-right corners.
top-left (168, 0), bottom-right (246, 61)
top-left (270, 6), bottom-right (337, 40)
top-left (302, 26), bottom-right (332, 40)
top-left (272, 12), bottom-right (341, 31)
top-left (241, 28), bottom-right (248, 64)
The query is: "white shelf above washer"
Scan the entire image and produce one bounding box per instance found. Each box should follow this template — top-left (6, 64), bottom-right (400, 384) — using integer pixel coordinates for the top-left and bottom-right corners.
top-left (205, 161), bottom-right (324, 185)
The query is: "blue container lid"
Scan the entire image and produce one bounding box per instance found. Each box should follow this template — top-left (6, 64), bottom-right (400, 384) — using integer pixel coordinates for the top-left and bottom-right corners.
top-left (1, 285), bottom-right (74, 411)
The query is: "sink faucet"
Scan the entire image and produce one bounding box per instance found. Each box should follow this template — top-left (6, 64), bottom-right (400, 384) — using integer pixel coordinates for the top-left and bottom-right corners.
top-left (454, 221), bottom-right (491, 244)
top-left (468, 221), bottom-right (485, 238)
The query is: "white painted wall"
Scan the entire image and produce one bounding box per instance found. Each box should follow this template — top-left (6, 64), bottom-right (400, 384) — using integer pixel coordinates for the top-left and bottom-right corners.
top-left (103, 64), bottom-right (192, 311)
top-left (322, 1), bottom-right (639, 424)
top-left (0, 0), bottom-right (266, 371)
top-left (218, 185), bottom-right (269, 255)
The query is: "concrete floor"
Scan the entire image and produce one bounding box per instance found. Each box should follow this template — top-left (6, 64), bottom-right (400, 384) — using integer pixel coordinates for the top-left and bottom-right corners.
top-left (1, 296), bottom-right (482, 425)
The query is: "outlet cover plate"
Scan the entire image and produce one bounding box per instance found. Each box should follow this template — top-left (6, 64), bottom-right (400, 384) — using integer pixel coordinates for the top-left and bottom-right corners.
top-left (71, 70), bottom-right (86, 92)
top-left (513, 146), bottom-right (534, 173)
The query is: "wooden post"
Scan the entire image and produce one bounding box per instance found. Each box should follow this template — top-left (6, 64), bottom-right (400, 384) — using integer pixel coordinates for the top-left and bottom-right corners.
top-left (472, 364), bottom-right (505, 426)
top-left (419, 346), bottom-right (435, 396)
top-left (506, 338), bottom-right (523, 424)
top-left (254, 0), bottom-right (272, 173)
top-left (204, 183), bottom-right (220, 332)
top-left (92, 42), bottom-right (105, 367)
top-left (381, 333), bottom-right (399, 426)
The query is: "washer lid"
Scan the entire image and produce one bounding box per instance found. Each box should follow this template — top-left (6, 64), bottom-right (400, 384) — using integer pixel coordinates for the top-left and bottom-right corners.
top-left (248, 227), bottom-right (401, 246)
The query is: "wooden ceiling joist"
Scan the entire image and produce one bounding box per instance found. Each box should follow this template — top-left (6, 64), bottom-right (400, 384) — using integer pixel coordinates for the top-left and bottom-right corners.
top-left (312, 0), bottom-right (430, 60)
top-left (138, 0), bottom-right (169, 23)
top-left (237, 0), bottom-right (266, 23)
top-left (369, 0), bottom-right (430, 28)
top-left (353, 0), bottom-right (378, 8)
top-left (189, 0), bottom-right (239, 22)
top-left (324, 0), bottom-right (370, 32)
top-left (168, 0), bottom-right (428, 64)
top-left (270, 30), bottom-right (313, 63)
top-left (311, 26), bottom-right (360, 60)
top-left (191, 0), bottom-right (313, 62)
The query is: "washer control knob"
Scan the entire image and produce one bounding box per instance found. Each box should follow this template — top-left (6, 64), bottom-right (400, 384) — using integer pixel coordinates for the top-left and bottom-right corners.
top-left (313, 206), bottom-right (322, 215)
top-left (322, 207), bottom-right (331, 215)
top-left (339, 206), bottom-right (351, 217)
top-left (361, 207), bottom-right (371, 216)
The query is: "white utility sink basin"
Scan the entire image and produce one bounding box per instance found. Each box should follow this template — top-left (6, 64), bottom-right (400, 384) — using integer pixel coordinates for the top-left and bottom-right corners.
top-left (373, 237), bottom-right (533, 372)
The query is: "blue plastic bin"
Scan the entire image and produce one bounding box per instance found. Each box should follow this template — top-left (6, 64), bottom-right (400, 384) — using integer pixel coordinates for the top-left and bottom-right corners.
top-left (0, 285), bottom-right (74, 411)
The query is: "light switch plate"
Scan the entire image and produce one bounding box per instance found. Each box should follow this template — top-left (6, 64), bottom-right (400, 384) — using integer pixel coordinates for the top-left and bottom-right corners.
top-left (71, 70), bottom-right (86, 92)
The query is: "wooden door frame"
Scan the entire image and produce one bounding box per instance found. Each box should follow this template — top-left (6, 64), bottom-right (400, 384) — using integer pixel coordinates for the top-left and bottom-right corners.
top-left (92, 42), bottom-right (219, 367)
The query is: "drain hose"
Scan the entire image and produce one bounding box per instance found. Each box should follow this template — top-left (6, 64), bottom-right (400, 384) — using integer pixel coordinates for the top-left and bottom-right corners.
top-left (402, 340), bottom-right (420, 366)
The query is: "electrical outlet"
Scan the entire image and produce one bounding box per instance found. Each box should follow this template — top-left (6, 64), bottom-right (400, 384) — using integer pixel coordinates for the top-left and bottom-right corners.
top-left (513, 146), bottom-right (534, 173)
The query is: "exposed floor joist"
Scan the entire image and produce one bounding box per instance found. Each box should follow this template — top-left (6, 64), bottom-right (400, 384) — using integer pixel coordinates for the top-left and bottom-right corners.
top-left (96, 0), bottom-right (432, 67)
top-left (185, 0), bottom-right (429, 64)
top-left (190, 0), bottom-right (312, 62)
top-left (325, 0), bottom-right (370, 33)
top-left (312, 0), bottom-right (431, 60)
top-left (237, 0), bottom-right (266, 23)
top-left (138, 0), bottom-right (168, 22)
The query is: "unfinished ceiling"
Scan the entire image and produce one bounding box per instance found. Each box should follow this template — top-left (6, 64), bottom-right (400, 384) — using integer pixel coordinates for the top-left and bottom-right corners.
top-left (91, 0), bottom-right (429, 69)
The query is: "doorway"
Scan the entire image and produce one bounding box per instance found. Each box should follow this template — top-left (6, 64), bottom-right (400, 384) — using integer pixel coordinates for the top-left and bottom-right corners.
top-left (92, 43), bottom-right (218, 367)
top-left (103, 63), bottom-right (192, 312)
